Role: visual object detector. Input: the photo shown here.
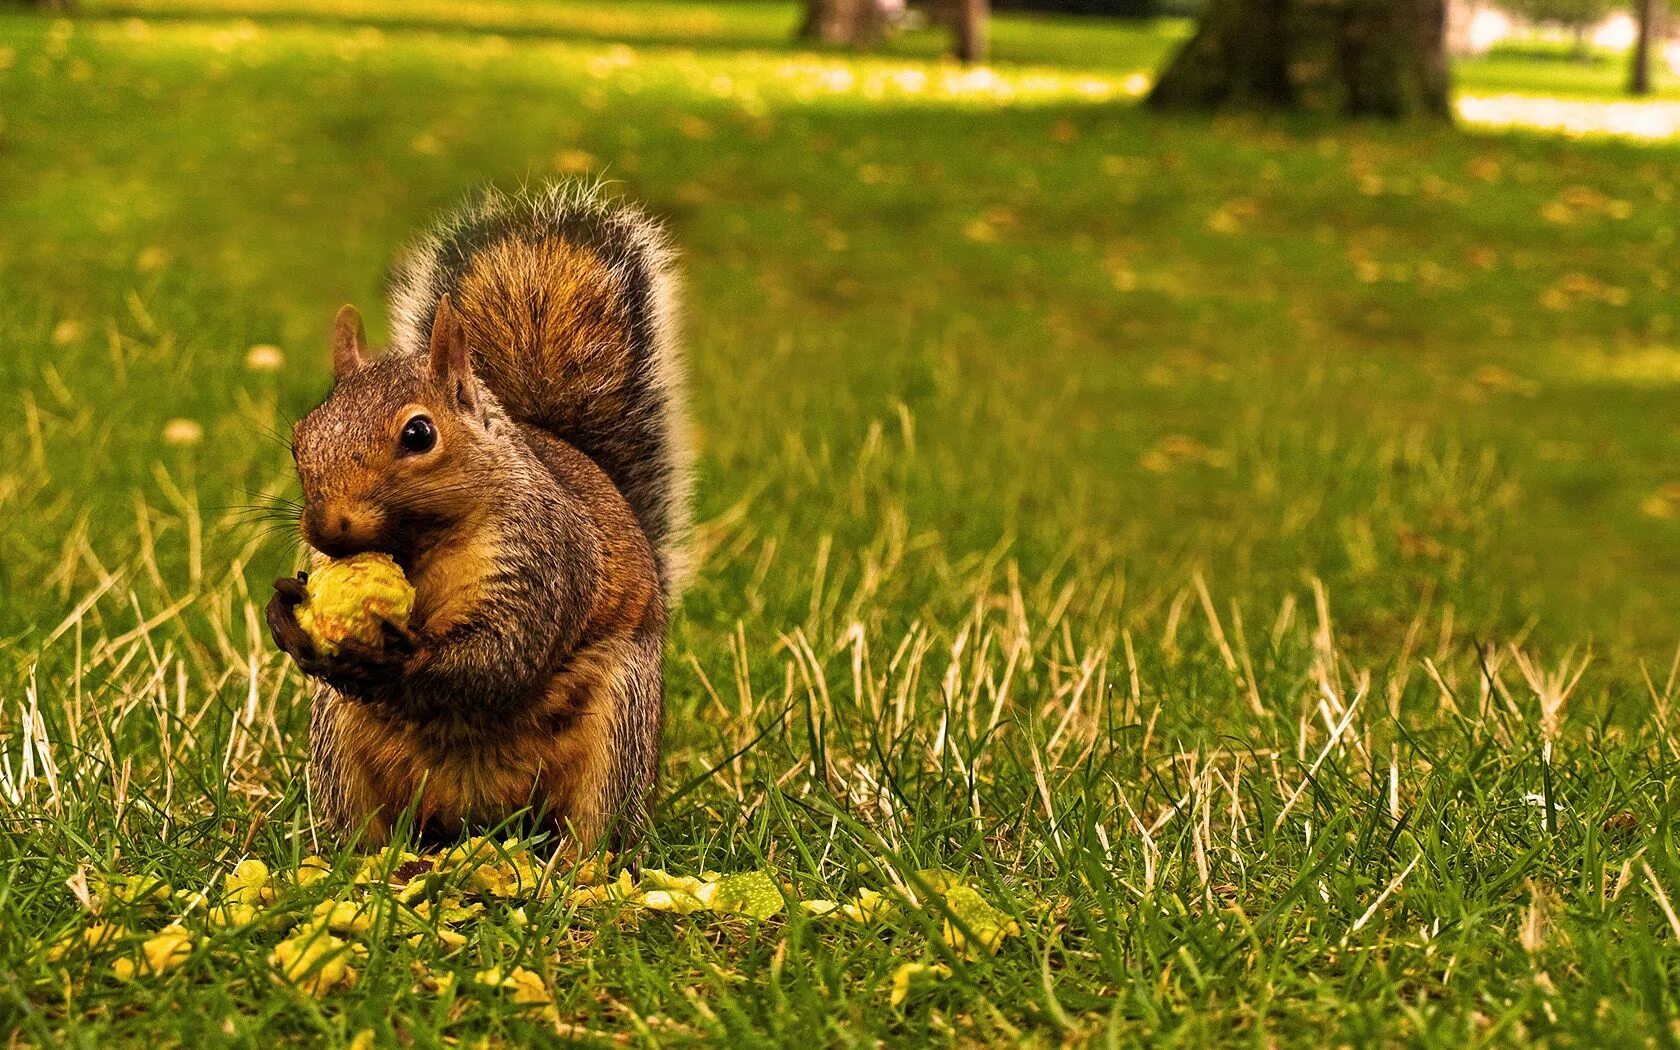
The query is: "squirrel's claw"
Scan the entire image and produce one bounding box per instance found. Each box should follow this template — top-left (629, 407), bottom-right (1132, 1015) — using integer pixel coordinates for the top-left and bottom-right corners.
top-left (378, 615), bottom-right (418, 655)
top-left (320, 639), bottom-right (407, 695)
top-left (266, 579), bottom-right (317, 662)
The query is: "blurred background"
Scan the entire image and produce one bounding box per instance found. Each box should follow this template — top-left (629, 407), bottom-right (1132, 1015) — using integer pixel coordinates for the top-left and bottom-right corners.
top-left (0, 0), bottom-right (1676, 666)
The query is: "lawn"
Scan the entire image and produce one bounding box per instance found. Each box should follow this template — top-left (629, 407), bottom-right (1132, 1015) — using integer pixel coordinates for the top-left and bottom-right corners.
top-left (1, 1), bottom-right (1679, 1045)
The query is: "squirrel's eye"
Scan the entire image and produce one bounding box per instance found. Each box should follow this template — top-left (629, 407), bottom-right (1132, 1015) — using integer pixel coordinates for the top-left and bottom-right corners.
top-left (399, 415), bottom-right (437, 455)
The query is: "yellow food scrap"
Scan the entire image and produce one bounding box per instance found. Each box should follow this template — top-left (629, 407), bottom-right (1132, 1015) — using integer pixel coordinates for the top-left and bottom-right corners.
top-left (224, 858), bottom-right (272, 907)
top-left (406, 927), bottom-right (468, 949)
top-left (46, 921), bottom-right (126, 962)
top-left (295, 855), bottom-right (333, 886)
top-left (840, 888), bottom-right (896, 923)
top-left (476, 965), bottom-right (556, 1017)
top-left (571, 854), bottom-right (614, 887)
top-left (706, 871), bottom-right (784, 919)
top-left (430, 836), bottom-right (547, 898)
top-left (207, 902), bottom-right (259, 928)
top-left (939, 884), bottom-right (1019, 956)
top-left (270, 928), bottom-right (355, 996)
top-left (91, 873), bottom-right (172, 913)
top-left (296, 552), bottom-right (414, 657)
top-left (111, 926), bottom-right (194, 980)
top-left (412, 895), bottom-right (483, 926)
top-left (799, 899), bottom-right (840, 917)
top-left (913, 868), bottom-right (963, 894)
top-left (433, 835), bottom-right (496, 873)
top-left (312, 898), bottom-right (381, 935)
top-left (889, 962), bottom-right (951, 1007)
top-left (568, 868), bottom-right (637, 906)
top-left (641, 868), bottom-right (710, 896)
top-left (639, 888), bottom-right (709, 914)
top-left (413, 965), bottom-right (457, 996)
top-left (353, 846), bottom-right (422, 885)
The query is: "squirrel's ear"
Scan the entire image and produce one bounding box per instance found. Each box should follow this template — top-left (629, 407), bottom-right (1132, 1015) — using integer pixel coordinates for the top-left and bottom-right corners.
top-left (428, 294), bottom-right (476, 409)
top-left (332, 304), bottom-right (367, 382)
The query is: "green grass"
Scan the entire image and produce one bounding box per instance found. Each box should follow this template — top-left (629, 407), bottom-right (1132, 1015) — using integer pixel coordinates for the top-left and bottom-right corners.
top-left (3, 2), bottom-right (1680, 1045)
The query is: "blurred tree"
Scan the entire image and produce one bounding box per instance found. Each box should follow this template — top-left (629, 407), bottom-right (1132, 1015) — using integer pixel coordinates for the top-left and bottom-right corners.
top-left (798, 0), bottom-right (898, 45)
top-left (1147, 0), bottom-right (1451, 119)
top-left (919, 1), bottom-right (993, 61)
top-left (1629, 0), bottom-right (1666, 94)
top-left (1503, 0), bottom-right (1615, 55)
top-left (954, 0), bottom-right (990, 61)
top-left (993, 0), bottom-right (1200, 12)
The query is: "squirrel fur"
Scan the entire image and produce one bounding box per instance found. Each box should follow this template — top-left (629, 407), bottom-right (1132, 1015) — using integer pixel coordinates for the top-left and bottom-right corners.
top-left (266, 181), bottom-right (691, 852)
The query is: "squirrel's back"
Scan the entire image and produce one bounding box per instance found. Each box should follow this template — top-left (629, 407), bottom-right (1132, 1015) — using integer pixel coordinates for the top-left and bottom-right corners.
top-left (388, 181), bottom-right (693, 595)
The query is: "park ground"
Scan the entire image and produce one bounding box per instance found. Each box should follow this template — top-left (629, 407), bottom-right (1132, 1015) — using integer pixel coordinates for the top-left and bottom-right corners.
top-left (2, 1), bottom-right (1680, 1045)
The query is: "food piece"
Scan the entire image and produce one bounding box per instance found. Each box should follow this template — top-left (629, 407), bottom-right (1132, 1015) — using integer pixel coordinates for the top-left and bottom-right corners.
top-left (889, 962), bottom-right (951, 1006)
top-left (270, 927), bottom-right (355, 996)
top-left (706, 870), bottom-right (784, 920)
top-left (111, 926), bottom-right (194, 980)
top-left (296, 553), bottom-right (414, 657)
top-left (939, 884), bottom-right (1019, 956)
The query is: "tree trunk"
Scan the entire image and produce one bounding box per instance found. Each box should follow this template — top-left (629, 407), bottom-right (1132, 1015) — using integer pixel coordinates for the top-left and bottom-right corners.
top-left (798, 0), bottom-right (892, 47)
top-left (1630, 0), bottom-right (1658, 96)
top-left (954, 0), bottom-right (989, 64)
top-left (1147, 0), bottom-right (1452, 120)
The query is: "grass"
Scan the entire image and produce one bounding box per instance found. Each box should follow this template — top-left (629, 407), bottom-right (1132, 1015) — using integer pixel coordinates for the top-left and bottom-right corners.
top-left (2, 1), bottom-right (1679, 1045)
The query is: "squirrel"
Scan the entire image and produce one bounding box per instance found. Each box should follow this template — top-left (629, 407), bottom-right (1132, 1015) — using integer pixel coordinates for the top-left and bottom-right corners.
top-left (265, 181), bottom-right (692, 853)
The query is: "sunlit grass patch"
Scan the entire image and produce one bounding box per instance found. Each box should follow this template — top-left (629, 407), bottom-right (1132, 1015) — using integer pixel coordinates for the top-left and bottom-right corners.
top-left (1561, 346), bottom-right (1680, 386)
top-left (1458, 93), bottom-right (1680, 141)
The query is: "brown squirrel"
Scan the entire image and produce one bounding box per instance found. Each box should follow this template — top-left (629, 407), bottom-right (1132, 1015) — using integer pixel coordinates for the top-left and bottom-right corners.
top-left (266, 181), bottom-right (691, 852)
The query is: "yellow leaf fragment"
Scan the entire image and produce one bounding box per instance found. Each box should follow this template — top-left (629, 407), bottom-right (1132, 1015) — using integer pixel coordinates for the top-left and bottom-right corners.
top-left (412, 895), bottom-right (483, 926)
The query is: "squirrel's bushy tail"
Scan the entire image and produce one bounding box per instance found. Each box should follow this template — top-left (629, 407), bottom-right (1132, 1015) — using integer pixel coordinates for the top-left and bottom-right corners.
top-left (388, 181), bottom-right (693, 596)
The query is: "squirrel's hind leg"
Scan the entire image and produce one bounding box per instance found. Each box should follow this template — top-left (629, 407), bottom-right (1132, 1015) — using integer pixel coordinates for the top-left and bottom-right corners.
top-left (537, 627), bottom-right (664, 856)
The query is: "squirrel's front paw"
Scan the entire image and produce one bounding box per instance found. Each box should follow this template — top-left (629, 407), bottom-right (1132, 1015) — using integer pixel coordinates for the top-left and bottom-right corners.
top-left (267, 574), bottom-right (412, 696)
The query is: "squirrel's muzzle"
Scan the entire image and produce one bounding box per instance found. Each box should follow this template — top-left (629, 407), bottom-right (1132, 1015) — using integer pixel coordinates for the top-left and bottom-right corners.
top-left (304, 500), bottom-right (389, 559)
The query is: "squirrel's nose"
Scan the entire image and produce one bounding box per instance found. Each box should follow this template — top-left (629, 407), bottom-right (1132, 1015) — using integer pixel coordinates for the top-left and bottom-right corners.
top-left (305, 501), bottom-right (386, 558)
